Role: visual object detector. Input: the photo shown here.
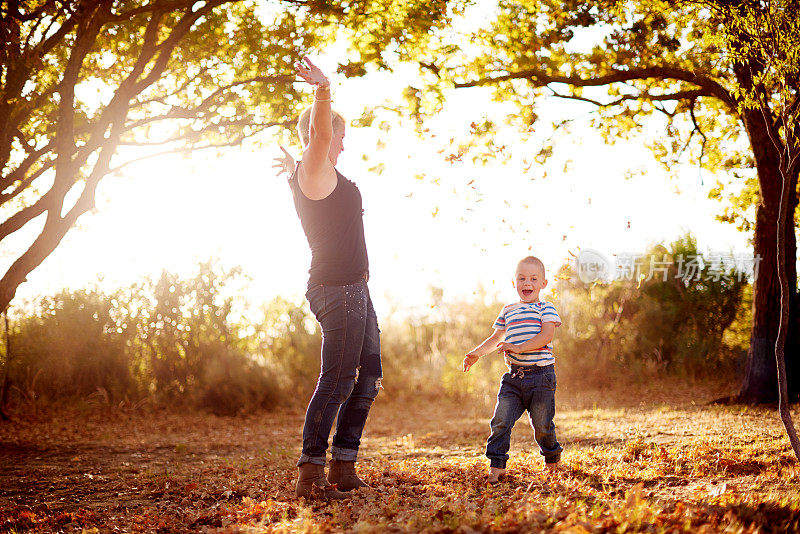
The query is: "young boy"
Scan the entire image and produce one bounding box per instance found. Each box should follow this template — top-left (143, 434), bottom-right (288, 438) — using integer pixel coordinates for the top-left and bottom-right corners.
top-left (463, 255), bottom-right (563, 483)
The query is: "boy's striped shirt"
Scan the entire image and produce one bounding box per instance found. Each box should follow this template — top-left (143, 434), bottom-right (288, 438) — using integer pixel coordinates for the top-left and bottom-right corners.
top-left (493, 301), bottom-right (562, 367)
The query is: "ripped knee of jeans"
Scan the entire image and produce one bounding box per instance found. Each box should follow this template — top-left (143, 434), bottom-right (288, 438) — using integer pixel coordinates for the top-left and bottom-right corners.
top-left (364, 376), bottom-right (383, 399)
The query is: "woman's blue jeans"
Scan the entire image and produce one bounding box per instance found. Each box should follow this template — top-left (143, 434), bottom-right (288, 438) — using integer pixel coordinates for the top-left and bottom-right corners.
top-left (297, 279), bottom-right (382, 466)
top-left (486, 365), bottom-right (562, 468)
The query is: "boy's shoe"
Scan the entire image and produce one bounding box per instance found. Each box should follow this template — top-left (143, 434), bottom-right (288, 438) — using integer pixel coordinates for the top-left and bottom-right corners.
top-left (328, 460), bottom-right (372, 491)
top-left (295, 462), bottom-right (348, 500)
top-left (487, 467), bottom-right (506, 484)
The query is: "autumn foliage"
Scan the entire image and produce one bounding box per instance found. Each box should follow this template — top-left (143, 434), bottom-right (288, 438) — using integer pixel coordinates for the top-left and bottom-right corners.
top-left (1, 390), bottom-right (798, 532)
top-left (0, 243), bottom-right (792, 532)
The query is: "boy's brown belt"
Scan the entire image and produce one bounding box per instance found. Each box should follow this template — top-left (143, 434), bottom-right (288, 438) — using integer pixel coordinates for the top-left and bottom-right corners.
top-left (509, 364), bottom-right (553, 378)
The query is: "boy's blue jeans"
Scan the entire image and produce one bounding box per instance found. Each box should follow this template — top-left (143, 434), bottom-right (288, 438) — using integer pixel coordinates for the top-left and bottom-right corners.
top-left (297, 279), bottom-right (382, 467)
top-left (486, 365), bottom-right (563, 469)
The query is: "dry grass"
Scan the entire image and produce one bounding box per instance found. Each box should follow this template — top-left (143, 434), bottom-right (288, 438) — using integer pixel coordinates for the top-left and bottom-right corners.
top-left (1, 378), bottom-right (798, 533)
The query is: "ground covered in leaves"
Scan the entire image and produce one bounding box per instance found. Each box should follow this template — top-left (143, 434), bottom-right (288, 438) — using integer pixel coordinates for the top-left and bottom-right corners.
top-left (2, 380), bottom-right (799, 533)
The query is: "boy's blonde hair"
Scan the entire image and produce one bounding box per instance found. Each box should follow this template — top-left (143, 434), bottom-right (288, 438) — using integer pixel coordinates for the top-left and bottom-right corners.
top-left (517, 255), bottom-right (546, 276)
top-left (296, 106), bottom-right (346, 147)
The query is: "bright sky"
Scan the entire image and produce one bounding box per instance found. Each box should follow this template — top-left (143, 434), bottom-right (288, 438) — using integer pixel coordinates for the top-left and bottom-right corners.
top-left (4, 11), bottom-right (751, 318)
top-left (12, 86), bottom-right (748, 317)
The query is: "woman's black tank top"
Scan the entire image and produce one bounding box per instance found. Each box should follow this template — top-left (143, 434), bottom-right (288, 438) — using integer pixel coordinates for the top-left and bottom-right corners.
top-left (289, 165), bottom-right (369, 288)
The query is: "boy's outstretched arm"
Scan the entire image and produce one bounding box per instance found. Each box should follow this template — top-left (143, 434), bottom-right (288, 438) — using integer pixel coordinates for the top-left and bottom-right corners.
top-left (496, 323), bottom-right (556, 354)
top-left (463, 329), bottom-right (505, 372)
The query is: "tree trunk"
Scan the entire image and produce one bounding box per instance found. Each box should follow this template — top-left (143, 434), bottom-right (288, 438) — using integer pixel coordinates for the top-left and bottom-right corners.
top-left (0, 308), bottom-right (10, 421)
top-left (774, 130), bottom-right (800, 459)
top-left (738, 109), bottom-right (800, 404)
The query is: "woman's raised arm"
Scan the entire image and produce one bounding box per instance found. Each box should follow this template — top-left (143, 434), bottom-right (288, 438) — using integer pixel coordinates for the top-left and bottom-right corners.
top-left (294, 57), bottom-right (337, 199)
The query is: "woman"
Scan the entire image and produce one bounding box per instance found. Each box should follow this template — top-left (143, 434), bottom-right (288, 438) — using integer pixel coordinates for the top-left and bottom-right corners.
top-left (274, 57), bottom-right (382, 500)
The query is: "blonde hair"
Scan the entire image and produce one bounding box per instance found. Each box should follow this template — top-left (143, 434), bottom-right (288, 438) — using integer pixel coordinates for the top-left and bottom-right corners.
top-left (296, 106), bottom-right (346, 147)
top-left (517, 255), bottom-right (546, 276)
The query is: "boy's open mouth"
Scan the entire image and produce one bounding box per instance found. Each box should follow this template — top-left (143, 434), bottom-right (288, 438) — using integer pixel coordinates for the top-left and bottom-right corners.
top-left (522, 289), bottom-right (533, 297)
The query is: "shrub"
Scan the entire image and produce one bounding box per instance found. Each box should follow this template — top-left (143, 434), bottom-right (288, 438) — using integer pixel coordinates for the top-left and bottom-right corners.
top-left (7, 288), bottom-right (136, 403)
top-left (554, 234), bottom-right (748, 383)
top-left (0, 233), bottom-right (751, 412)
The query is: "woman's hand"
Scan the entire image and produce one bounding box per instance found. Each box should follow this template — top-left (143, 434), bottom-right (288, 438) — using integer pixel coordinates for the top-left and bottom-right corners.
top-left (295, 56), bottom-right (330, 87)
top-left (272, 146), bottom-right (295, 179)
top-left (496, 342), bottom-right (519, 354)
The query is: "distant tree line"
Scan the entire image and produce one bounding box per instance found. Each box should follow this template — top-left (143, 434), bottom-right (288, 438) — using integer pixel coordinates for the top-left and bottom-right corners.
top-left (0, 235), bottom-right (751, 416)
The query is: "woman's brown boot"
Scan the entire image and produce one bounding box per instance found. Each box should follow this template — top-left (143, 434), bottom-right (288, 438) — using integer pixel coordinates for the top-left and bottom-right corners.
top-left (295, 463), bottom-right (348, 500)
top-left (328, 460), bottom-right (372, 491)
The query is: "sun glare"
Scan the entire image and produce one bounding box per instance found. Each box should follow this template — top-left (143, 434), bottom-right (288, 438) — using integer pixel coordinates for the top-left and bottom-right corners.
top-left (14, 63), bottom-right (748, 318)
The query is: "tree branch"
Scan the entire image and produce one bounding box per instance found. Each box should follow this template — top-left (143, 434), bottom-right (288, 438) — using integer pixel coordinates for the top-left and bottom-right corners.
top-left (132, 0), bottom-right (229, 95)
top-left (52, 1), bottom-right (110, 212)
top-left (29, 2), bottom-right (184, 217)
top-left (62, 116), bottom-right (128, 225)
top-left (124, 6), bottom-right (166, 85)
top-left (455, 65), bottom-right (736, 110)
top-left (11, 128), bottom-right (37, 155)
top-left (0, 141), bottom-right (55, 191)
top-left (34, 6), bottom-right (82, 62)
top-left (689, 97), bottom-right (709, 171)
top-left (118, 119), bottom-right (293, 146)
top-left (0, 106), bottom-right (130, 311)
top-left (0, 5), bottom-right (83, 159)
top-left (651, 101), bottom-right (677, 119)
top-left (112, 0), bottom-right (202, 21)
top-left (0, 159), bottom-right (53, 207)
top-left (676, 127), bottom-right (697, 162)
top-left (21, 5), bottom-right (48, 50)
top-left (12, 0), bottom-right (59, 23)
top-left (107, 137), bottom-right (257, 175)
top-left (41, 2), bottom-right (231, 202)
top-left (0, 194), bottom-right (50, 242)
top-left (547, 86), bottom-right (708, 108)
top-left (129, 66), bottom-right (212, 110)
top-left (124, 75), bottom-right (295, 130)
